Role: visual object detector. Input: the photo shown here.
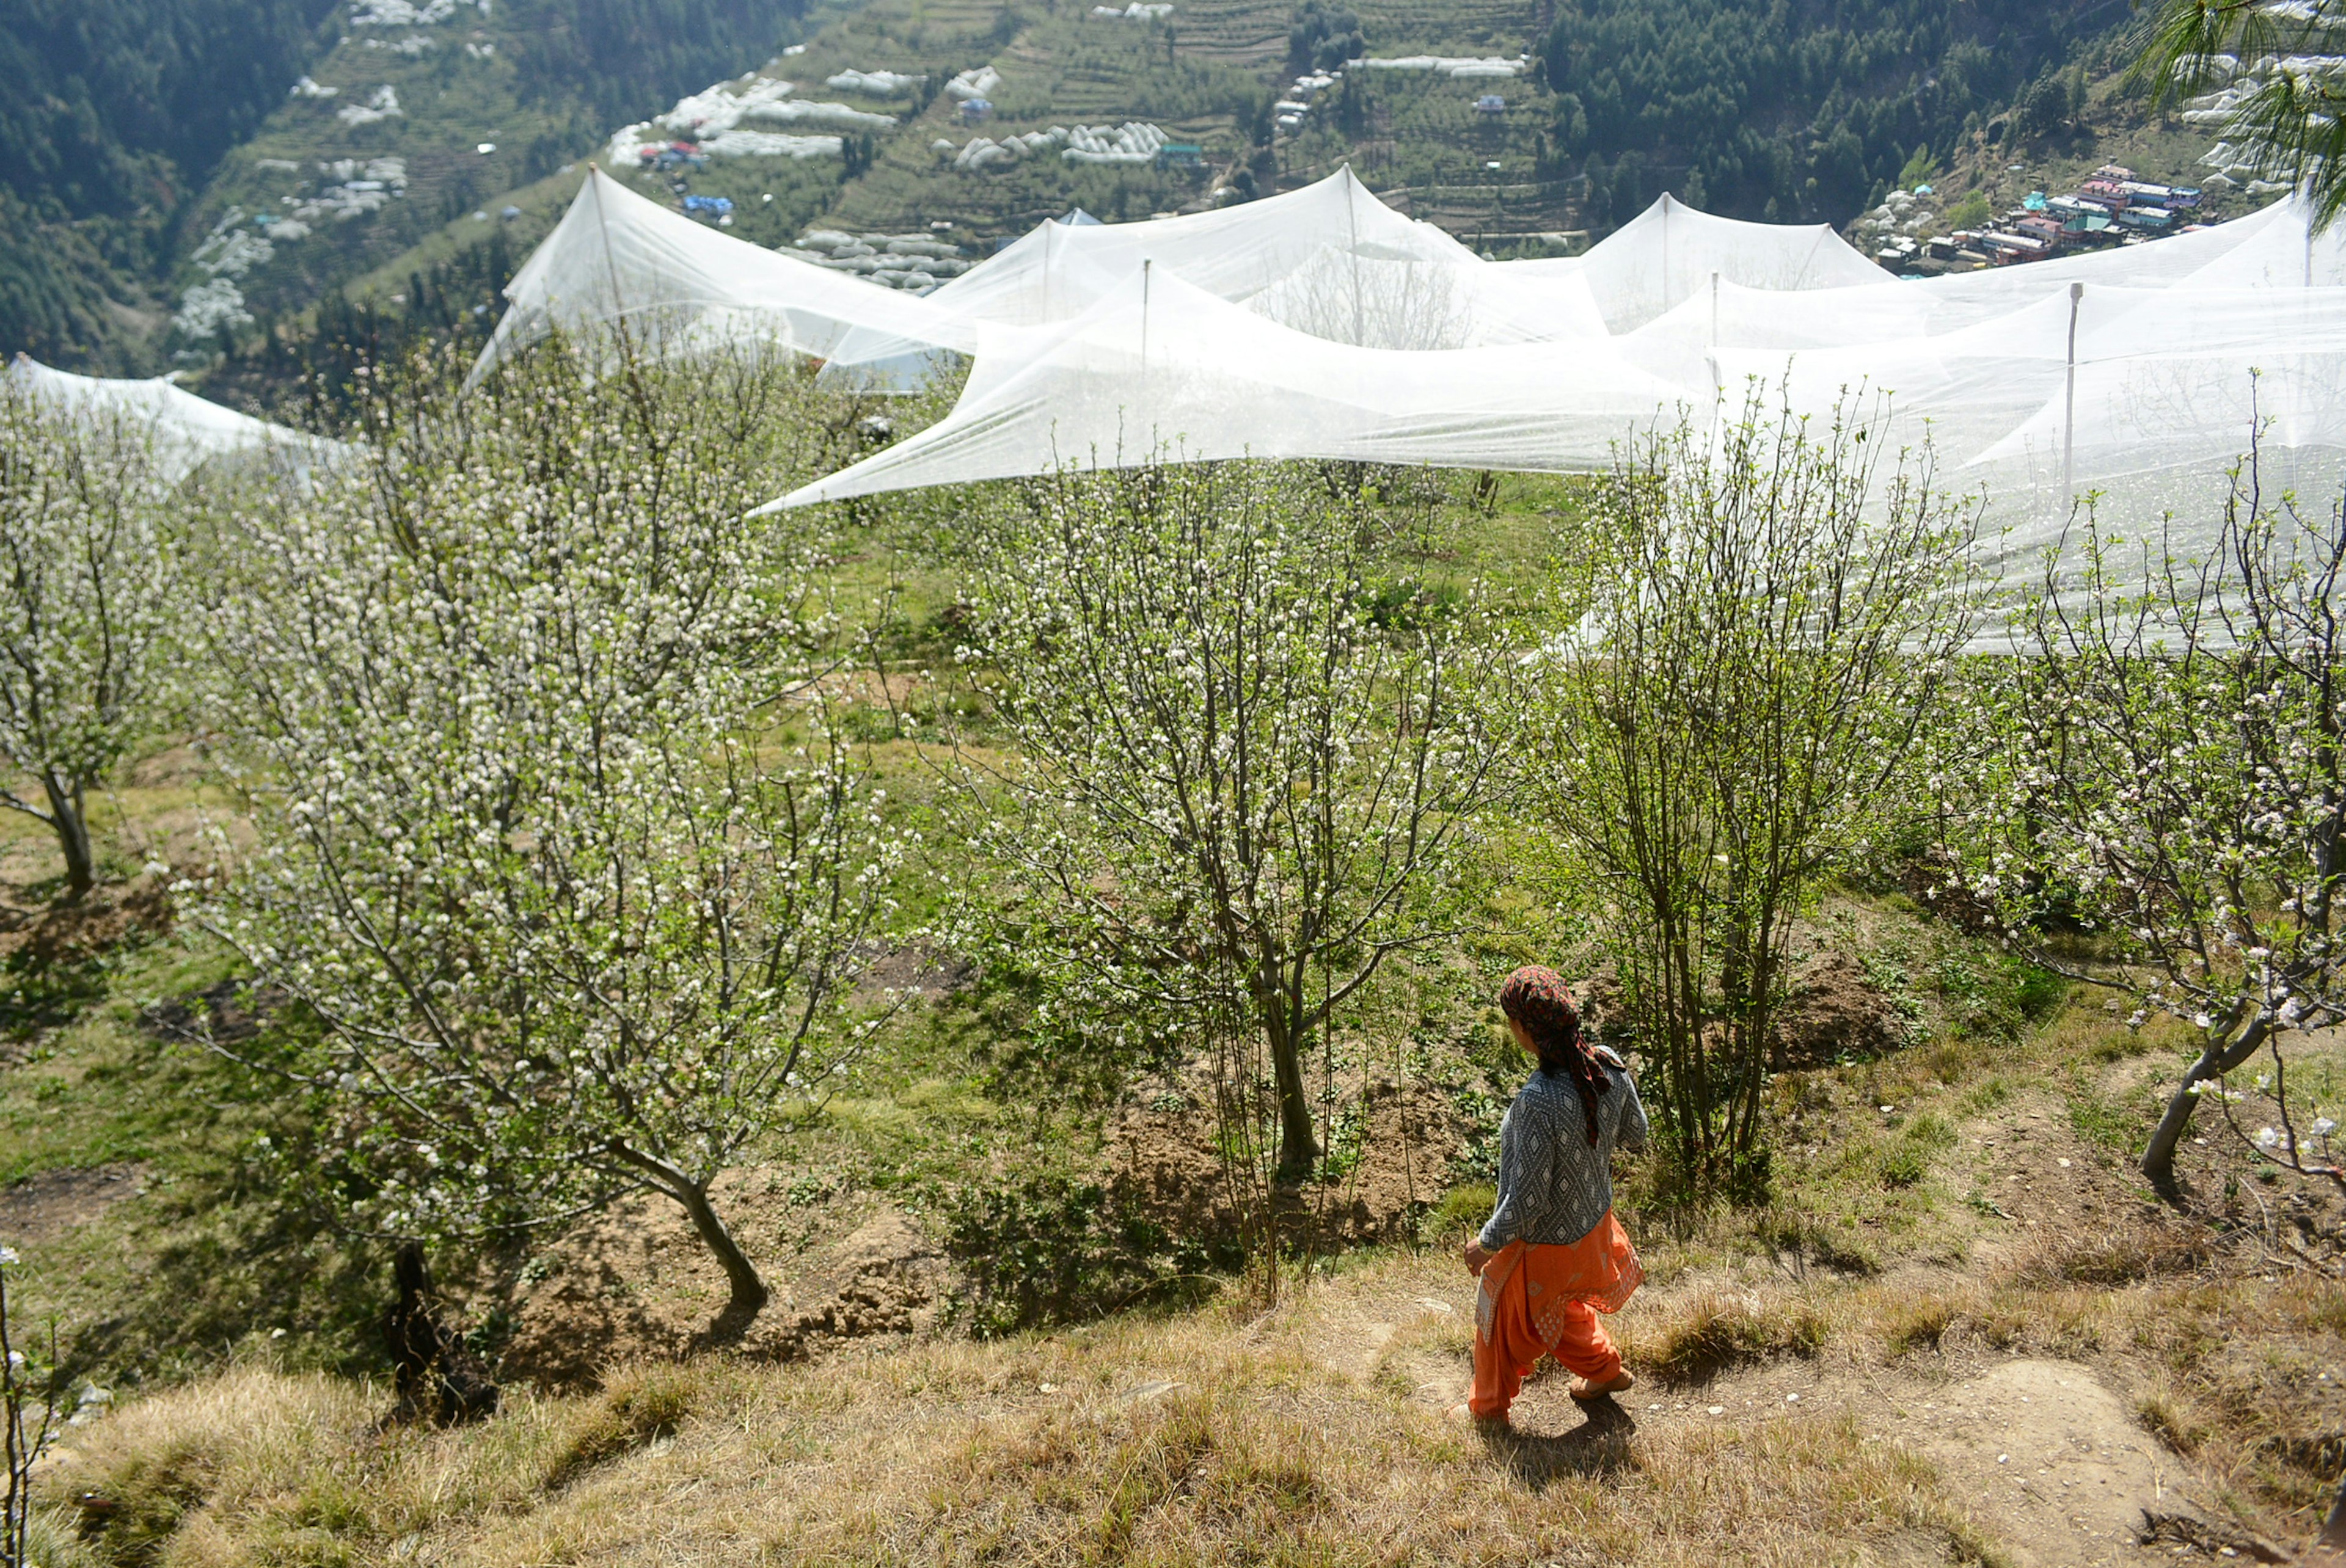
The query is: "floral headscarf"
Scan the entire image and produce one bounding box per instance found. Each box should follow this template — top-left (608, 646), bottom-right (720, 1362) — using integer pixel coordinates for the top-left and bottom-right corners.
top-left (1499, 965), bottom-right (1609, 1143)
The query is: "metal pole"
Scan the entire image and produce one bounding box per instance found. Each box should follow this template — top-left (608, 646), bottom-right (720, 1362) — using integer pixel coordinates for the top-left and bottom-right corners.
top-left (1346, 166), bottom-right (1364, 346)
top-left (2063, 280), bottom-right (2083, 503)
top-left (1709, 269), bottom-right (1723, 423)
top-left (586, 164), bottom-right (627, 318)
top-left (1661, 193), bottom-right (1670, 316)
top-left (585, 164), bottom-right (637, 364)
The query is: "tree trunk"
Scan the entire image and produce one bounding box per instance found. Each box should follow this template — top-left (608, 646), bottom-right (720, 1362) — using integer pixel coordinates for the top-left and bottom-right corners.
top-left (40, 771), bottom-right (92, 900)
top-left (383, 1239), bottom-right (500, 1423)
top-left (671, 1178), bottom-right (769, 1320)
top-left (1265, 1010), bottom-right (1319, 1180)
top-left (2141, 1013), bottom-right (2270, 1194)
top-left (607, 1142), bottom-right (768, 1321)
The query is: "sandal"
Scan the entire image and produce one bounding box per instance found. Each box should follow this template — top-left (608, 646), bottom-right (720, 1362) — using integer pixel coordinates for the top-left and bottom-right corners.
top-left (1568, 1369), bottom-right (1636, 1401)
top-left (1445, 1401), bottom-right (1511, 1429)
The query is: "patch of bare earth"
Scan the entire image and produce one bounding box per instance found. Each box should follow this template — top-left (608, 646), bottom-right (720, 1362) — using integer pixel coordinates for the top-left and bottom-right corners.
top-left (1106, 1070), bottom-right (1463, 1249)
top-left (850, 941), bottom-right (975, 1005)
top-left (0, 877), bottom-right (172, 969)
top-left (1618, 1357), bottom-right (2180, 1567)
top-left (494, 1186), bottom-right (947, 1388)
top-left (1953, 1091), bottom-right (2169, 1275)
top-left (495, 1062), bottom-right (1460, 1390)
top-left (0, 1162), bottom-right (150, 1242)
top-left (139, 977), bottom-right (284, 1049)
top-left (1776, 950), bottom-right (1913, 1068)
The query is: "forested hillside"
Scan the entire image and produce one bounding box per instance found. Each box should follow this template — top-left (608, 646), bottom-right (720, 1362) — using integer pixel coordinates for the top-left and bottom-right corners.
top-left (0, 0), bottom-right (814, 370)
top-left (1542, 0), bottom-right (2117, 224)
top-left (0, 0), bottom-right (337, 365)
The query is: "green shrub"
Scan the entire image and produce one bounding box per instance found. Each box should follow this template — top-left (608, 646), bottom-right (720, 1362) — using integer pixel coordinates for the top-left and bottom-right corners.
top-left (79, 1439), bottom-right (211, 1566)
top-left (1423, 1183), bottom-right (1496, 1244)
top-left (1943, 191), bottom-right (1992, 229)
top-left (943, 1173), bottom-right (1235, 1336)
top-left (1878, 1145), bottom-right (1928, 1188)
top-left (1640, 1290), bottom-right (1829, 1384)
top-left (1880, 1293), bottom-right (1957, 1354)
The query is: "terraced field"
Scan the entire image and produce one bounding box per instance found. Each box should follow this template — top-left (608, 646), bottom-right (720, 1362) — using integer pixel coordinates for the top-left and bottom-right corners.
top-left (175, 0), bottom-right (1609, 368)
top-left (814, 2), bottom-right (1263, 236)
top-left (766, 0), bottom-right (1585, 249)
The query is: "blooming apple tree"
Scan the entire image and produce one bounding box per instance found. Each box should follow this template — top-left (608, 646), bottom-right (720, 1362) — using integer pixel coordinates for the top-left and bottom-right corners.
top-left (188, 345), bottom-right (908, 1321)
top-left (1964, 443), bottom-right (2343, 1198)
top-left (945, 461), bottom-right (1505, 1180)
top-left (1515, 399), bottom-right (1982, 1195)
top-left (0, 382), bottom-right (178, 899)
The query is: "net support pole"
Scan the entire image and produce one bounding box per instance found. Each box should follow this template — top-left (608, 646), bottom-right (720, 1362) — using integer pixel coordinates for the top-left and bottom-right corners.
top-left (1140, 257), bottom-right (1152, 395)
top-left (1346, 167), bottom-right (1364, 346)
top-left (587, 164), bottom-right (632, 359)
top-left (1661, 194), bottom-right (1671, 316)
top-left (2062, 280), bottom-right (2083, 503)
top-left (1708, 269), bottom-right (1723, 427)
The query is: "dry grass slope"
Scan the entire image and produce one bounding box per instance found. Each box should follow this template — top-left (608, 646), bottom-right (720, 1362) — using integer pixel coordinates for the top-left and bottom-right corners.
top-left (35, 1200), bottom-right (2344, 1565)
top-left (40, 1271), bottom-right (2022, 1567)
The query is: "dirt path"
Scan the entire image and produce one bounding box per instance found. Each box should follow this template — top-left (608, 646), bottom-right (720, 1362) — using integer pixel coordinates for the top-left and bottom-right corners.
top-left (1280, 1250), bottom-right (2211, 1568)
top-left (1408, 1314), bottom-right (2177, 1558)
top-left (1880, 1359), bottom-right (2177, 1567)
top-left (1643, 1357), bottom-right (2179, 1568)
top-left (1480, 1343), bottom-right (2174, 1561)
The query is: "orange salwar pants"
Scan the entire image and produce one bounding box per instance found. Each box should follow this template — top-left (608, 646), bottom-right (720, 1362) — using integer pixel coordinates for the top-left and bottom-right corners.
top-left (1469, 1210), bottom-right (1643, 1423)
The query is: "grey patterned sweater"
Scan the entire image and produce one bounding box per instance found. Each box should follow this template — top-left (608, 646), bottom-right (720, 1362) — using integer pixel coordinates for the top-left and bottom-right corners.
top-left (1477, 1056), bottom-right (1649, 1252)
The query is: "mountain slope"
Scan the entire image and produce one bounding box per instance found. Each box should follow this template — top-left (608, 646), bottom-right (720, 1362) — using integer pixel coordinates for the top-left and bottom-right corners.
top-left (327, 0), bottom-right (2146, 352)
top-left (0, 0), bottom-right (835, 370)
top-left (170, 0), bottom-right (835, 348)
top-left (0, 0), bottom-right (340, 366)
top-left (7, 0), bottom-right (2169, 381)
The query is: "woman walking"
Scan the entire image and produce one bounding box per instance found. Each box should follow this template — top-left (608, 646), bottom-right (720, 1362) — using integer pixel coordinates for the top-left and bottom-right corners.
top-left (1461, 965), bottom-right (1648, 1426)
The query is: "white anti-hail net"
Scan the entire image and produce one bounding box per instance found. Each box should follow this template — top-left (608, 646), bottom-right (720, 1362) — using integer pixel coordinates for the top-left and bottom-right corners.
top-left (7, 354), bottom-right (343, 480)
top-left (478, 164), bottom-right (2346, 549)
top-left (473, 164), bottom-right (1613, 382)
top-left (470, 168), bottom-right (981, 385)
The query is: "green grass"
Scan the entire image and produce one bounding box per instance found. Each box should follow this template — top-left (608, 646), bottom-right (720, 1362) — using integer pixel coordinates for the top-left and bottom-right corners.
top-left (0, 978), bottom-right (385, 1390)
top-left (2066, 1076), bottom-right (2159, 1156)
top-left (1423, 1181), bottom-right (1494, 1242)
top-left (0, 943), bottom-right (241, 1186)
